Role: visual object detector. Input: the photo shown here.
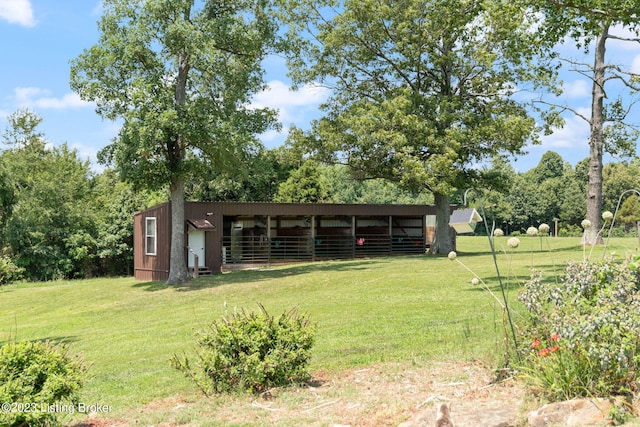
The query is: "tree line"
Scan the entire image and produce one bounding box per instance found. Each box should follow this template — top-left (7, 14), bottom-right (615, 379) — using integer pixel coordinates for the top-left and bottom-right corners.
top-left (68, 0), bottom-right (640, 284)
top-left (3, 0), bottom-right (638, 284)
top-left (2, 108), bottom-right (639, 282)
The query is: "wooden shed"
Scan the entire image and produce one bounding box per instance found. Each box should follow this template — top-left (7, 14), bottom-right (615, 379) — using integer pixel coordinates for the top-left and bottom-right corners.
top-left (133, 201), bottom-right (453, 281)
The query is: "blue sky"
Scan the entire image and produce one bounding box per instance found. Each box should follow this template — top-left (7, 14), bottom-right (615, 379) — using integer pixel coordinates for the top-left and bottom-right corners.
top-left (0, 0), bottom-right (639, 175)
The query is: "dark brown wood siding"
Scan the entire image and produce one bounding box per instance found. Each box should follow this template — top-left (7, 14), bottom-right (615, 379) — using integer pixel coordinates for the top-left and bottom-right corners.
top-left (212, 202), bottom-right (438, 217)
top-left (134, 202), bottom-right (172, 281)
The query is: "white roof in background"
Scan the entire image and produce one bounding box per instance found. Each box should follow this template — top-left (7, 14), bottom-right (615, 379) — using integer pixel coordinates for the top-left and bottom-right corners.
top-left (449, 208), bottom-right (483, 234)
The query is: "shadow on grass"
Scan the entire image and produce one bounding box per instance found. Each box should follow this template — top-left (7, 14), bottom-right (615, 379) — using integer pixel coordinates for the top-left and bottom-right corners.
top-left (464, 264), bottom-right (565, 294)
top-left (132, 257), bottom-right (400, 292)
top-left (455, 245), bottom-right (583, 258)
top-left (0, 335), bottom-right (78, 348)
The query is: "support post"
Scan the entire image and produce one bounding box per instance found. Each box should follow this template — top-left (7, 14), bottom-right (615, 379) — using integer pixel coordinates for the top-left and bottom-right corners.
top-left (193, 253), bottom-right (199, 278)
top-left (267, 215), bottom-right (272, 265)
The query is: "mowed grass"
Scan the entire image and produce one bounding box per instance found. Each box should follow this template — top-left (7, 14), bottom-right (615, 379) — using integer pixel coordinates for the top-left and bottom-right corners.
top-left (1, 236), bottom-right (638, 423)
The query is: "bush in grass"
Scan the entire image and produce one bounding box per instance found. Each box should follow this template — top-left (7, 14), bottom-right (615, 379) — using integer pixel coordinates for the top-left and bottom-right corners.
top-left (0, 256), bottom-right (24, 285)
top-left (171, 304), bottom-right (316, 394)
top-left (518, 256), bottom-right (640, 400)
top-left (0, 340), bottom-right (86, 427)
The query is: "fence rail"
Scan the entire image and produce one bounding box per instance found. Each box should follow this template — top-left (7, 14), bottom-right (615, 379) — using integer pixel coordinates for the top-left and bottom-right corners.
top-left (221, 234), bottom-right (426, 265)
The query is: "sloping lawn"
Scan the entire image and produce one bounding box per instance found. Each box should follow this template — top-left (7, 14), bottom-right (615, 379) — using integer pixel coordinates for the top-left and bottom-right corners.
top-left (1, 236), bottom-right (637, 425)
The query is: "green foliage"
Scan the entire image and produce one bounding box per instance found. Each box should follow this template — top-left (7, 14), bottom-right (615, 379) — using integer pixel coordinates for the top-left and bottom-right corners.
top-left (71, 0), bottom-right (283, 189)
top-left (0, 256), bottom-right (24, 285)
top-left (1, 111), bottom-right (98, 281)
top-left (324, 164), bottom-right (433, 204)
top-left (532, 151), bottom-right (565, 183)
top-left (93, 170), bottom-right (150, 276)
top-left (618, 195), bottom-right (640, 232)
top-left (0, 340), bottom-right (86, 427)
top-left (71, 0), bottom-right (287, 283)
top-left (171, 305), bottom-right (316, 394)
top-left (0, 162), bottom-right (16, 248)
top-left (478, 151), bottom-right (587, 234)
top-left (603, 162), bottom-right (640, 212)
top-left (518, 257), bottom-right (640, 400)
top-left (559, 170), bottom-right (587, 227)
top-left (0, 110), bottom-right (155, 280)
top-left (186, 147), bottom-right (295, 202)
top-left (275, 160), bottom-right (329, 203)
top-left (283, 0), bottom-right (559, 253)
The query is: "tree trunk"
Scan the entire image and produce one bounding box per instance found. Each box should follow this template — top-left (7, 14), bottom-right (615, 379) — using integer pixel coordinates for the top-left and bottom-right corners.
top-left (430, 192), bottom-right (454, 255)
top-left (584, 22), bottom-right (608, 246)
top-left (166, 176), bottom-right (190, 285)
top-left (166, 44), bottom-right (191, 285)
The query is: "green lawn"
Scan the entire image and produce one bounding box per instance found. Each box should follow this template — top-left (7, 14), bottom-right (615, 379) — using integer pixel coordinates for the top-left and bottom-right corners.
top-left (1, 235), bottom-right (638, 424)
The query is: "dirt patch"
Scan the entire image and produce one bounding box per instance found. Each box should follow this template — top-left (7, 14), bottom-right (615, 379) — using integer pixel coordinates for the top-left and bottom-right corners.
top-left (70, 361), bottom-right (640, 426)
top-left (71, 361), bottom-right (530, 426)
top-left (397, 362), bottom-right (524, 426)
top-left (73, 419), bottom-right (129, 427)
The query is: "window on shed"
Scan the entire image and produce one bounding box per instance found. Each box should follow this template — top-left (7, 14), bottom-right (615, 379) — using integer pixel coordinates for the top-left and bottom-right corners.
top-left (145, 217), bottom-right (157, 256)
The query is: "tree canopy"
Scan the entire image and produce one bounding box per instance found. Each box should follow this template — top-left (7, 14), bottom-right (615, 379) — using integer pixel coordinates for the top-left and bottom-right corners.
top-left (70, 0), bottom-right (283, 284)
top-left (527, 0), bottom-right (640, 244)
top-left (1, 110), bottom-right (97, 280)
top-left (282, 0), bottom-right (559, 253)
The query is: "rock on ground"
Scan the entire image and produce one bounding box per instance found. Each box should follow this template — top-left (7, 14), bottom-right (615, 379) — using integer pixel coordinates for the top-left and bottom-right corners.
top-left (400, 395), bottom-right (635, 427)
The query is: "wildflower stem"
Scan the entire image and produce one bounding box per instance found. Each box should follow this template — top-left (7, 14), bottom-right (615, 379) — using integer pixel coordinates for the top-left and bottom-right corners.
top-left (463, 189), bottom-right (519, 361)
top-left (454, 259), bottom-right (505, 309)
top-left (486, 228), bottom-right (519, 356)
top-left (603, 190), bottom-right (638, 258)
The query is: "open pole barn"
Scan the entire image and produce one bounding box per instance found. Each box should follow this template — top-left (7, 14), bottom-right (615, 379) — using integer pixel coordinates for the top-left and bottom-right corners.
top-left (133, 201), bottom-right (460, 281)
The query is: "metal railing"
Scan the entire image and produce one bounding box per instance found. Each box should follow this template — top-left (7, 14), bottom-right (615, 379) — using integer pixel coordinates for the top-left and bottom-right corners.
top-left (314, 234), bottom-right (355, 259)
top-left (221, 234), bottom-right (426, 265)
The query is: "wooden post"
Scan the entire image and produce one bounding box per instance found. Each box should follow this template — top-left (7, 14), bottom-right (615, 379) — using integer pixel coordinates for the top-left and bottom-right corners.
top-left (311, 215), bottom-right (316, 262)
top-left (351, 216), bottom-right (356, 258)
top-left (388, 215), bottom-right (392, 255)
top-left (193, 253), bottom-right (199, 278)
top-left (267, 215), bottom-right (271, 265)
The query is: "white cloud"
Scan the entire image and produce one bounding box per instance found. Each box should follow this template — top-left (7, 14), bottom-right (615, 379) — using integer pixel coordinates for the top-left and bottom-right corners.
top-left (540, 112), bottom-right (590, 149)
top-left (259, 127), bottom-right (289, 144)
top-left (252, 80), bottom-right (329, 147)
top-left (632, 55), bottom-right (640, 74)
top-left (253, 80), bottom-right (329, 122)
top-left (91, 1), bottom-right (103, 16)
top-left (0, 0), bottom-right (36, 27)
top-left (608, 24), bottom-right (640, 51)
top-left (13, 87), bottom-right (93, 110)
top-left (563, 80), bottom-right (590, 99)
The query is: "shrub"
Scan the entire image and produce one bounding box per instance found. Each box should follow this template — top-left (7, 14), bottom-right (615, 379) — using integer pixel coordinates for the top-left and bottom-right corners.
top-left (558, 223), bottom-right (582, 237)
top-left (0, 340), bottom-right (86, 427)
top-left (0, 256), bottom-right (24, 285)
top-left (518, 256), bottom-right (640, 400)
top-left (171, 304), bottom-right (316, 394)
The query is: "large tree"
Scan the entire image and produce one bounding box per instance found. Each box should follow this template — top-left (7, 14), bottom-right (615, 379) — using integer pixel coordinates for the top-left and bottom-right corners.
top-left (274, 160), bottom-right (329, 203)
top-left (70, 0), bottom-right (282, 284)
top-left (185, 147), bottom-right (294, 202)
top-left (93, 170), bottom-right (152, 276)
top-left (283, 0), bottom-right (558, 253)
top-left (1, 110), bottom-right (97, 281)
top-left (529, 1), bottom-right (640, 245)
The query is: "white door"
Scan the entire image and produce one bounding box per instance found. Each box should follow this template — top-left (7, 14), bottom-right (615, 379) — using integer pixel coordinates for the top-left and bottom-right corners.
top-left (188, 230), bottom-right (205, 268)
